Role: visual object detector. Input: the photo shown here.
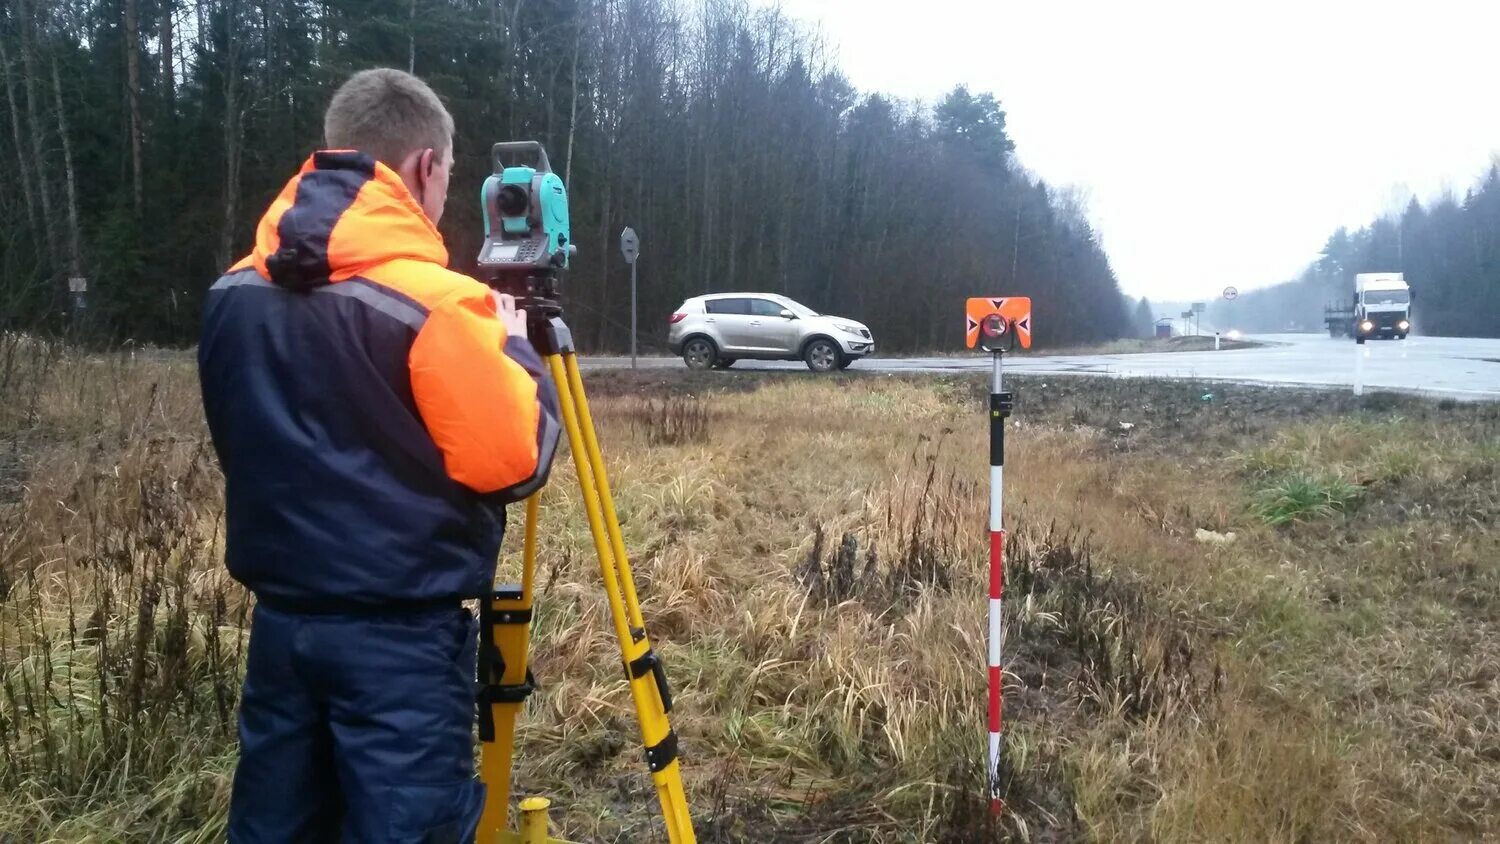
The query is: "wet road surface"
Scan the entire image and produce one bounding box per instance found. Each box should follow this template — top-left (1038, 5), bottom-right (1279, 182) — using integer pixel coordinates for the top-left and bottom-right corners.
top-left (585, 333), bottom-right (1500, 401)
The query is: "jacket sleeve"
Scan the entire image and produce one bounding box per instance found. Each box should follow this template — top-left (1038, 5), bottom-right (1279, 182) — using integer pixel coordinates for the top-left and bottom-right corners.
top-left (408, 287), bottom-right (561, 502)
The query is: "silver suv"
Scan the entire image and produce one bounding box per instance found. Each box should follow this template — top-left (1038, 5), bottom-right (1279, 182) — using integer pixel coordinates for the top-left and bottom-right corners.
top-left (667, 293), bottom-right (875, 372)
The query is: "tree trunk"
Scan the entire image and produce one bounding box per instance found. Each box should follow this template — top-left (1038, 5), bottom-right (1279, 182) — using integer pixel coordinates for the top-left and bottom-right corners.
top-left (16, 0), bottom-right (60, 269)
top-left (51, 58), bottom-right (82, 282)
top-left (407, 0), bottom-right (416, 73)
top-left (0, 36), bottom-right (39, 236)
top-left (219, 0), bottom-right (243, 268)
top-left (564, 23), bottom-right (579, 187)
top-left (159, 0), bottom-right (175, 104)
top-left (1010, 202), bottom-right (1021, 284)
top-left (698, 118), bottom-right (711, 293)
top-left (596, 173), bottom-right (612, 350)
top-left (506, 0), bottom-right (529, 139)
top-left (122, 0), bottom-right (144, 213)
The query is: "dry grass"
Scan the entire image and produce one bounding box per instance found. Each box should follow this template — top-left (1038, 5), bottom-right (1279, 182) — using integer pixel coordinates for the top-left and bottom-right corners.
top-left (2, 335), bottom-right (1498, 841)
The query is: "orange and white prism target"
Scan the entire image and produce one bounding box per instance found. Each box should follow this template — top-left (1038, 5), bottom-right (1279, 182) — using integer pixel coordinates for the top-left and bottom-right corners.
top-left (965, 297), bottom-right (1033, 349)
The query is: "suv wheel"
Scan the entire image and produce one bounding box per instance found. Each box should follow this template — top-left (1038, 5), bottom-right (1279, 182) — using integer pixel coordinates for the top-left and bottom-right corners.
top-left (804, 339), bottom-right (842, 373)
top-left (682, 338), bottom-right (717, 371)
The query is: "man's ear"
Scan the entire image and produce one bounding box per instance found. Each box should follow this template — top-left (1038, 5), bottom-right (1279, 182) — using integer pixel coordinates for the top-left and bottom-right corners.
top-left (421, 147), bottom-right (435, 177)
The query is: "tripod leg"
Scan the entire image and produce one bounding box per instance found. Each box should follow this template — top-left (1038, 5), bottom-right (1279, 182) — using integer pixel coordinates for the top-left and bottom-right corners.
top-left (546, 352), bottom-right (696, 844)
top-left (559, 354), bottom-right (649, 634)
top-left (478, 494), bottom-right (542, 841)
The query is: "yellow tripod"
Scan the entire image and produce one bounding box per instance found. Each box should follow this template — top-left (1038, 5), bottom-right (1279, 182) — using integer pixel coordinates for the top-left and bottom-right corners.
top-left (474, 318), bottom-right (695, 844)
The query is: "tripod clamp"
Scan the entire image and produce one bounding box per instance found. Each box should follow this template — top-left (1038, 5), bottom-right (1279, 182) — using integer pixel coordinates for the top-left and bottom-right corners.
top-left (527, 314), bottom-right (574, 358)
top-left (476, 585), bottom-right (538, 742)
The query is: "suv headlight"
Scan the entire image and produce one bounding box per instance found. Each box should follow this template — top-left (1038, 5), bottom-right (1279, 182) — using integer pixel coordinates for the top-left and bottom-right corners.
top-left (834, 322), bottom-right (865, 337)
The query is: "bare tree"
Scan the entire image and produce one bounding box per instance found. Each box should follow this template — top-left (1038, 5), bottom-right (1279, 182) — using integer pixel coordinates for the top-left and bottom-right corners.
top-left (218, 0), bottom-right (243, 269)
top-left (160, 0), bottom-right (175, 104)
top-left (15, 0), bottom-right (60, 269)
top-left (0, 34), bottom-right (39, 236)
top-left (123, 0), bottom-right (144, 212)
top-left (564, 21), bottom-right (579, 187)
top-left (51, 57), bottom-right (81, 283)
top-left (407, 0), bottom-right (416, 73)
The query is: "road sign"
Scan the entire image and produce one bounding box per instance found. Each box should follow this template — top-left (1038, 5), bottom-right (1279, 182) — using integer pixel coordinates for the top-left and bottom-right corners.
top-left (1191, 302), bottom-right (1206, 313)
top-left (1223, 286), bottom-right (1238, 300)
top-left (68, 277), bottom-right (88, 293)
top-left (620, 227), bottom-right (639, 265)
top-left (621, 227), bottom-right (640, 369)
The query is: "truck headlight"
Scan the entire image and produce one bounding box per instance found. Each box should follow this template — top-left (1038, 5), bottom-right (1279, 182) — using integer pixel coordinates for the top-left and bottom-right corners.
top-left (1359, 320), bottom-right (1374, 333)
top-left (1398, 320), bottom-right (1410, 331)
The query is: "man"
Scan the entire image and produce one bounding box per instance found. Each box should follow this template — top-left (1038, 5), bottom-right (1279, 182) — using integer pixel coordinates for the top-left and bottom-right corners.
top-left (199, 68), bottom-right (560, 842)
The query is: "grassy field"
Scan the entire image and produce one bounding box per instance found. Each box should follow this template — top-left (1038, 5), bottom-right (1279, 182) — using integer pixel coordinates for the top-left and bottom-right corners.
top-left (2, 333), bottom-right (1498, 842)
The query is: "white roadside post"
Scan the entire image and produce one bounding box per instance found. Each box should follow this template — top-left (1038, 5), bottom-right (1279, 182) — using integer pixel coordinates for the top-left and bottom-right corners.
top-left (1354, 343), bottom-right (1365, 397)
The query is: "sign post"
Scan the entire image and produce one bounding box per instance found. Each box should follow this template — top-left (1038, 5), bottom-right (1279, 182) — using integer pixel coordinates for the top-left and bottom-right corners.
top-left (1191, 302), bottom-right (1206, 336)
top-left (620, 227), bottom-right (640, 368)
top-left (1222, 286), bottom-right (1238, 337)
top-left (964, 296), bottom-right (1032, 815)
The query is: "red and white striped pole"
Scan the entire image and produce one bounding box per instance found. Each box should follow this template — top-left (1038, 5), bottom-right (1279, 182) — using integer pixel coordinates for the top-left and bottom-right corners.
top-left (967, 299), bottom-right (1028, 815)
top-left (986, 349), bottom-right (1012, 813)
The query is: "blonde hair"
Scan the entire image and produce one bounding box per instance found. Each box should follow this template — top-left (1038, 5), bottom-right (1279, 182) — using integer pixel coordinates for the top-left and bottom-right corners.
top-left (324, 68), bottom-right (454, 168)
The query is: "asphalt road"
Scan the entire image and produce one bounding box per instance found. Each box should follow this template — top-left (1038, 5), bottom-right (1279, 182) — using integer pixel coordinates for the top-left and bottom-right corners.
top-left (585, 333), bottom-right (1500, 401)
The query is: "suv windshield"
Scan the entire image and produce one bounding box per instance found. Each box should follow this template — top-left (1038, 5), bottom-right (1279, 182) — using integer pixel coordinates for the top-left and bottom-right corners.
top-left (1364, 290), bottom-right (1409, 305)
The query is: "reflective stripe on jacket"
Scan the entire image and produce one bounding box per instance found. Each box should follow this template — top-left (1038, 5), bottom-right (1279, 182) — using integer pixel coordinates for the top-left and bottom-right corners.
top-left (199, 150), bottom-right (560, 608)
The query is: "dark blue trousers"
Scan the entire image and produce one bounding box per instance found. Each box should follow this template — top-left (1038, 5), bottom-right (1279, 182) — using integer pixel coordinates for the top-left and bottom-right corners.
top-left (228, 603), bottom-right (484, 843)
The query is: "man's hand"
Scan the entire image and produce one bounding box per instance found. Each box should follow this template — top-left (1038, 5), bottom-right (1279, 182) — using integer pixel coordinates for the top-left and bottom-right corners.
top-left (491, 291), bottom-right (528, 341)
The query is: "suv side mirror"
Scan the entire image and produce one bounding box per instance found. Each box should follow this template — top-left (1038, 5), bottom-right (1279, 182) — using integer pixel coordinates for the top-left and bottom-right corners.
top-left (779, 309), bottom-right (796, 320)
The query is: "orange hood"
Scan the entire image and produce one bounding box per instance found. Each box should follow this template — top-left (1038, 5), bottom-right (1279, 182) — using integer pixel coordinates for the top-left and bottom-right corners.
top-left (243, 151), bottom-right (448, 289)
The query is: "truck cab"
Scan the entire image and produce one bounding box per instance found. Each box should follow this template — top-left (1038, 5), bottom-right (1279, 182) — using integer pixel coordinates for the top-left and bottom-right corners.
top-left (1353, 272), bottom-right (1411, 342)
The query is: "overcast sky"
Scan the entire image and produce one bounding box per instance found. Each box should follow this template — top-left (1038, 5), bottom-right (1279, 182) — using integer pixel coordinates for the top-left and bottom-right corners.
top-left (766, 0), bottom-right (1500, 302)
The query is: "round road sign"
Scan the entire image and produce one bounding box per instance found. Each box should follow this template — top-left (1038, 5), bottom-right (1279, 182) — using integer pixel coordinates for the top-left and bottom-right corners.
top-left (1223, 286), bottom-right (1239, 300)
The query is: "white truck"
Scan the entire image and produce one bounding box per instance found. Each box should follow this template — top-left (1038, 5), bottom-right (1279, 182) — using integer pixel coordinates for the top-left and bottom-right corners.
top-left (1325, 272), bottom-right (1412, 342)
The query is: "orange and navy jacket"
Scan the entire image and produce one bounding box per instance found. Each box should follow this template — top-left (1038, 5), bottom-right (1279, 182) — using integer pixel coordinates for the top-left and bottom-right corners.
top-left (198, 150), bottom-right (561, 610)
